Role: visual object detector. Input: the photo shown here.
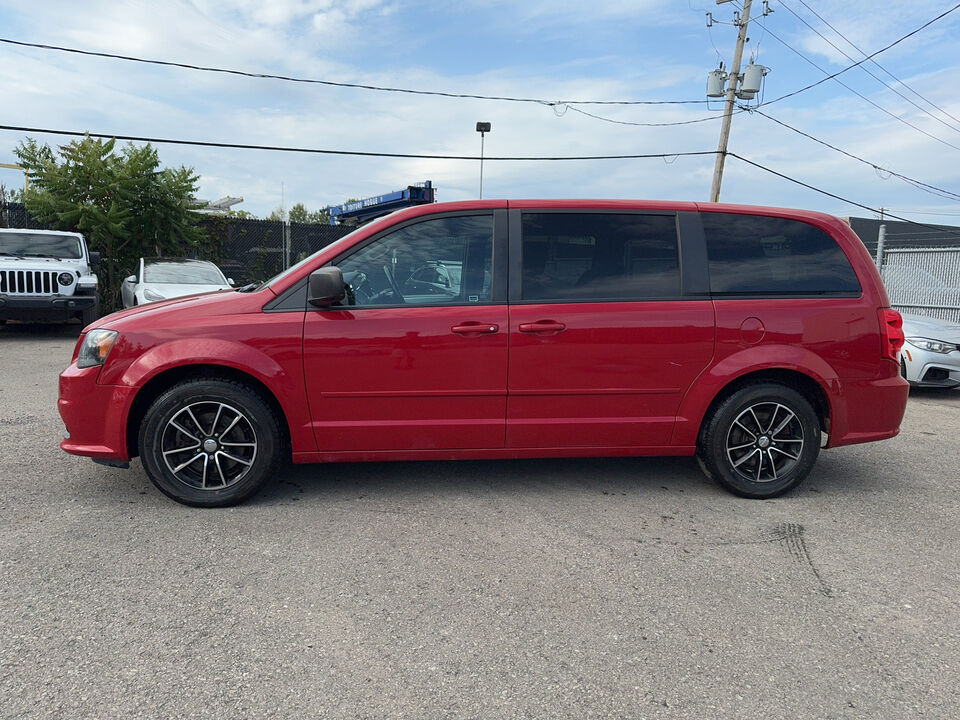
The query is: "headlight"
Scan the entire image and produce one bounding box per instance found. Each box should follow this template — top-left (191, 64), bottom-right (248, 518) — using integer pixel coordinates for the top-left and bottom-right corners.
top-left (143, 288), bottom-right (166, 302)
top-left (905, 337), bottom-right (957, 354)
top-left (77, 329), bottom-right (118, 369)
top-left (58, 272), bottom-right (75, 286)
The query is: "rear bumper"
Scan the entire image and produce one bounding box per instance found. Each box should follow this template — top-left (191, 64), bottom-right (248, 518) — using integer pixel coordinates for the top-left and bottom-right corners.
top-left (58, 363), bottom-right (135, 461)
top-left (828, 369), bottom-right (909, 447)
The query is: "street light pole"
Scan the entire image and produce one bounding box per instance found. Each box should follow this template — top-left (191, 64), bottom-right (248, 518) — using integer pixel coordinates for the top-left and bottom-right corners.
top-left (709, 0), bottom-right (752, 203)
top-left (476, 122), bottom-right (491, 199)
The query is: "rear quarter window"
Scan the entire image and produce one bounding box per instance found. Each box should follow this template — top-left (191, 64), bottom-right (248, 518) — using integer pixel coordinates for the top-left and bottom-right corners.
top-left (702, 213), bottom-right (860, 295)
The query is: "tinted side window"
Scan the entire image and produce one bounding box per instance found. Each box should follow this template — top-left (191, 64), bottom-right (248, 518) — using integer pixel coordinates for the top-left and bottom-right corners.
top-left (335, 215), bottom-right (492, 307)
top-left (702, 213), bottom-right (860, 295)
top-left (520, 213), bottom-right (680, 301)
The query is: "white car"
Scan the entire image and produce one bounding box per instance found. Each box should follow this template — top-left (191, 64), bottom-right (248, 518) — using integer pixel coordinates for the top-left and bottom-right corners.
top-left (900, 313), bottom-right (960, 388)
top-left (121, 258), bottom-right (234, 308)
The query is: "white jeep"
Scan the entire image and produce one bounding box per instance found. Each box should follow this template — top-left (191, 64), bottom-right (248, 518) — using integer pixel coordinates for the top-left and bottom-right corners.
top-left (0, 228), bottom-right (99, 326)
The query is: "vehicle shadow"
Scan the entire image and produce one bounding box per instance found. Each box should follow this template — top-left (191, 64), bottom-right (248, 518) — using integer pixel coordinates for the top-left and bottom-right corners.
top-left (251, 456), bottom-right (724, 507)
top-left (0, 321), bottom-right (83, 340)
top-left (909, 386), bottom-right (960, 402)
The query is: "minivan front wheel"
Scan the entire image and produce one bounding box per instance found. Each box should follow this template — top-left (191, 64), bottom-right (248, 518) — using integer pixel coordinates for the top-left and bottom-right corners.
top-left (698, 383), bottom-right (820, 498)
top-left (139, 378), bottom-right (281, 507)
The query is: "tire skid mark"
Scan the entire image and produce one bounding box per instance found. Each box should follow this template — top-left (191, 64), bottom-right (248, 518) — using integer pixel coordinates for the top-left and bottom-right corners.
top-left (716, 522), bottom-right (833, 597)
top-left (771, 522), bottom-right (833, 597)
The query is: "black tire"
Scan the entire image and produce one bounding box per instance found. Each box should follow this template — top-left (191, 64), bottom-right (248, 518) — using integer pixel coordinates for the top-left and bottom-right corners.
top-left (697, 383), bottom-right (820, 498)
top-left (138, 378), bottom-right (282, 507)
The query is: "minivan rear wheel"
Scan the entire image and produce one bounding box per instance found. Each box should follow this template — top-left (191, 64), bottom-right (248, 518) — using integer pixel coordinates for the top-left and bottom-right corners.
top-left (138, 378), bottom-right (281, 507)
top-left (698, 383), bottom-right (820, 498)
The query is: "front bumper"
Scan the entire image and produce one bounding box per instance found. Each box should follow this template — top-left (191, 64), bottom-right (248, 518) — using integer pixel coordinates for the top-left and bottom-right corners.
top-left (1, 293), bottom-right (97, 320)
top-left (58, 363), bottom-right (136, 461)
top-left (902, 346), bottom-right (960, 388)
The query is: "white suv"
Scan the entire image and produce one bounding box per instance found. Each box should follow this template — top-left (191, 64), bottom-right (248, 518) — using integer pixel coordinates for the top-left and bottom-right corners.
top-left (0, 228), bottom-right (99, 325)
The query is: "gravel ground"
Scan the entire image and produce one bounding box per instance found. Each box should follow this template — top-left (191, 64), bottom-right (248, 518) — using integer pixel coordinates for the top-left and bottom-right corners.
top-left (1, 322), bottom-right (957, 719)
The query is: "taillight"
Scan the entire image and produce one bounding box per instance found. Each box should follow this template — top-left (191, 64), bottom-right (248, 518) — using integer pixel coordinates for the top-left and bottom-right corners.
top-left (879, 308), bottom-right (904, 361)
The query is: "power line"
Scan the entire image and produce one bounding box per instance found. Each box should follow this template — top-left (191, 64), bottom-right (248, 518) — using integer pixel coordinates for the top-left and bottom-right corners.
top-left (565, 104), bottom-right (742, 127)
top-left (0, 37), bottom-right (708, 108)
top-left (0, 123), bottom-right (720, 162)
top-left (762, 3), bottom-right (960, 106)
top-left (793, 0), bottom-right (960, 129)
top-left (776, 0), bottom-right (960, 136)
top-left (749, 108), bottom-right (960, 202)
top-left (726, 152), bottom-right (960, 240)
top-left (757, 24), bottom-right (960, 153)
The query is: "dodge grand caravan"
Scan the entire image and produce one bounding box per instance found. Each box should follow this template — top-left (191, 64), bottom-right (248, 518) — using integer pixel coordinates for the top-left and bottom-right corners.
top-left (58, 200), bottom-right (908, 506)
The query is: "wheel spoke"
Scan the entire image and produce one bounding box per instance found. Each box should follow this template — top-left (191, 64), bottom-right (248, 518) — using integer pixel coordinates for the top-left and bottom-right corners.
top-left (172, 452), bottom-right (205, 473)
top-left (219, 413), bottom-right (242, 439)
top-left (763, 404), bottom-right (782, 434)
top-left (214, 453), bottom-right (227, 486)
top-left (184, 406), bottom-right (205, 435)
top-left (775, 438), bottom-right (803, 444)
top-left (169, 420), bottom-right (200, 443)
top-left (217, 450), bottom-right (253, 467)
top-left (771, 410), bottom-right (797, 439)
top-left (767, 449), bottom-right (778, 479)
top-left (201, 454), bottom-right (209, 489)
top-left (732, 448), bottom-right (759, 468)
top-left (755, 447), bottom-right (764, 482)
top-left (748, 407), bottom-right (764, 434)
top-left (771, 446), bottom-right (800, 461)
top-left (209, 403), bottom-right (224, 437)
top-left (734, 420), bottom-right (757, 439)
top-left (728, 441), bottom-right (755, 452)
top-left (163, 443), bottom-right (200, 456)
top-left (219, 441), bottom-right (256, 448)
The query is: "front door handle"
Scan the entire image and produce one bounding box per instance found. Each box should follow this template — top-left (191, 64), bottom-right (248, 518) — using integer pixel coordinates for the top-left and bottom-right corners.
top-left (518, 321), bottom-right (566, 334)
top-left (451, 322), bottom-right (499, 335)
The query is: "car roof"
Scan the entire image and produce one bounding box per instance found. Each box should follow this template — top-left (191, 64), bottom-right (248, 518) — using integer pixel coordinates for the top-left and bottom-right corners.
top-left (0, 228), bottom-right (83, 238)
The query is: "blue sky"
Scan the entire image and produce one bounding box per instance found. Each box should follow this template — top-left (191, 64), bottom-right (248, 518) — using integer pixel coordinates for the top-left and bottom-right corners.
top-left (2, 0), bottom-right (960, 223)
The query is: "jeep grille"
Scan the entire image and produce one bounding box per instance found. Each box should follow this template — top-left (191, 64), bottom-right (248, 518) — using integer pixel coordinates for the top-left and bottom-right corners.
top-left (0, 270), bottom-right (63, 295)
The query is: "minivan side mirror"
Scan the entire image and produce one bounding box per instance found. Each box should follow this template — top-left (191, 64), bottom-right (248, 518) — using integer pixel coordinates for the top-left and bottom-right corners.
top-left (124, 275), bottom-right (137, 284)
top-left (89, 251), bottom-right (101, 267)
top-left (227, 278), bottom-right (236, 286)
top-left (308, 266), bottom-right (346, 307)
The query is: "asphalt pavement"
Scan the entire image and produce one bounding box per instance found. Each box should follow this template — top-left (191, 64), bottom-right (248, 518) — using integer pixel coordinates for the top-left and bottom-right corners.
top-left (1, 321), bottom-right (957, 719)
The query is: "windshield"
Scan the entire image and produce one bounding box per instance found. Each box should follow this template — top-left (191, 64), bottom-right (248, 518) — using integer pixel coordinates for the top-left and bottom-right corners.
top-left (143, 259), bottom-right (226, 285)
top-left (0, 232), bottom-right (82, 259)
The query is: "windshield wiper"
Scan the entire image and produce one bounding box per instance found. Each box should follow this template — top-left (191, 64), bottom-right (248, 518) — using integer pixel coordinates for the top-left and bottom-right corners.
top-left (237, 283), bottom-right (259, 293)
top-left (0, 251), bottom-right (26, 259)
top-left (23, 253), bottom-right (61, 258)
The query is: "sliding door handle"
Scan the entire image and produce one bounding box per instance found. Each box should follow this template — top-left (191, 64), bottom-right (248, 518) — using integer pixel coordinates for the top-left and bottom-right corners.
top-left (518, 321), bottom-right (566, 334)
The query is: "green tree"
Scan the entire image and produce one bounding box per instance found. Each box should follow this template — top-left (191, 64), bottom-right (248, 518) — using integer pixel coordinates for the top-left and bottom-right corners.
top-left (15, 136), bottom-right (204, 312)
top-left (267, 202), bottom-right (329, 224)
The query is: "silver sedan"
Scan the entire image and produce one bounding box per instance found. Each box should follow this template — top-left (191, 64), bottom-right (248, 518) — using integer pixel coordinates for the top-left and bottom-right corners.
top-left (120, 258), bottom-right (234, 308)
top-left (900, 313), bottom-right (960, 388)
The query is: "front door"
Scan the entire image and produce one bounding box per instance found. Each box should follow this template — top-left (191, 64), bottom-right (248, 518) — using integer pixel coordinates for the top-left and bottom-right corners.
top-left (303, 212), bottom-right (508, 452)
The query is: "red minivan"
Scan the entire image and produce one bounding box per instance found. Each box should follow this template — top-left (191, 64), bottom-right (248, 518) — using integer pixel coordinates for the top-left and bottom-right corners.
top-left (58, 200), bottom-right (908, 506)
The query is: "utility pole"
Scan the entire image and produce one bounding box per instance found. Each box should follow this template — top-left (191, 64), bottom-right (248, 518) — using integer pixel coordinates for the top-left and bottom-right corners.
top-left (709, 0), bottom-right (753, 203)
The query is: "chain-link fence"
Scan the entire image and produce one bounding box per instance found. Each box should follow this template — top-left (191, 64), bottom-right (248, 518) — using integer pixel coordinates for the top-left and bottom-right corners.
top-left (0, 202), bottom-right (353, 286)
top-left (877, 245), bottom-right (960, 323)
top-left (200, 217), bottom-right (352, 285)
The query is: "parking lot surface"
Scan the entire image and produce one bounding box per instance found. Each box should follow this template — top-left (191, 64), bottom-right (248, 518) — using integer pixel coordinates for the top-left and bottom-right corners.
top-left (1, 322), bottom-right (958, 719)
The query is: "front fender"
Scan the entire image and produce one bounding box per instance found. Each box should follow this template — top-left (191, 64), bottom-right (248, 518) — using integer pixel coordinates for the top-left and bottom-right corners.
top-left (103, 337), bottom-right (313, 453)
top-left (671, 344), bottom-right (838, 447)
